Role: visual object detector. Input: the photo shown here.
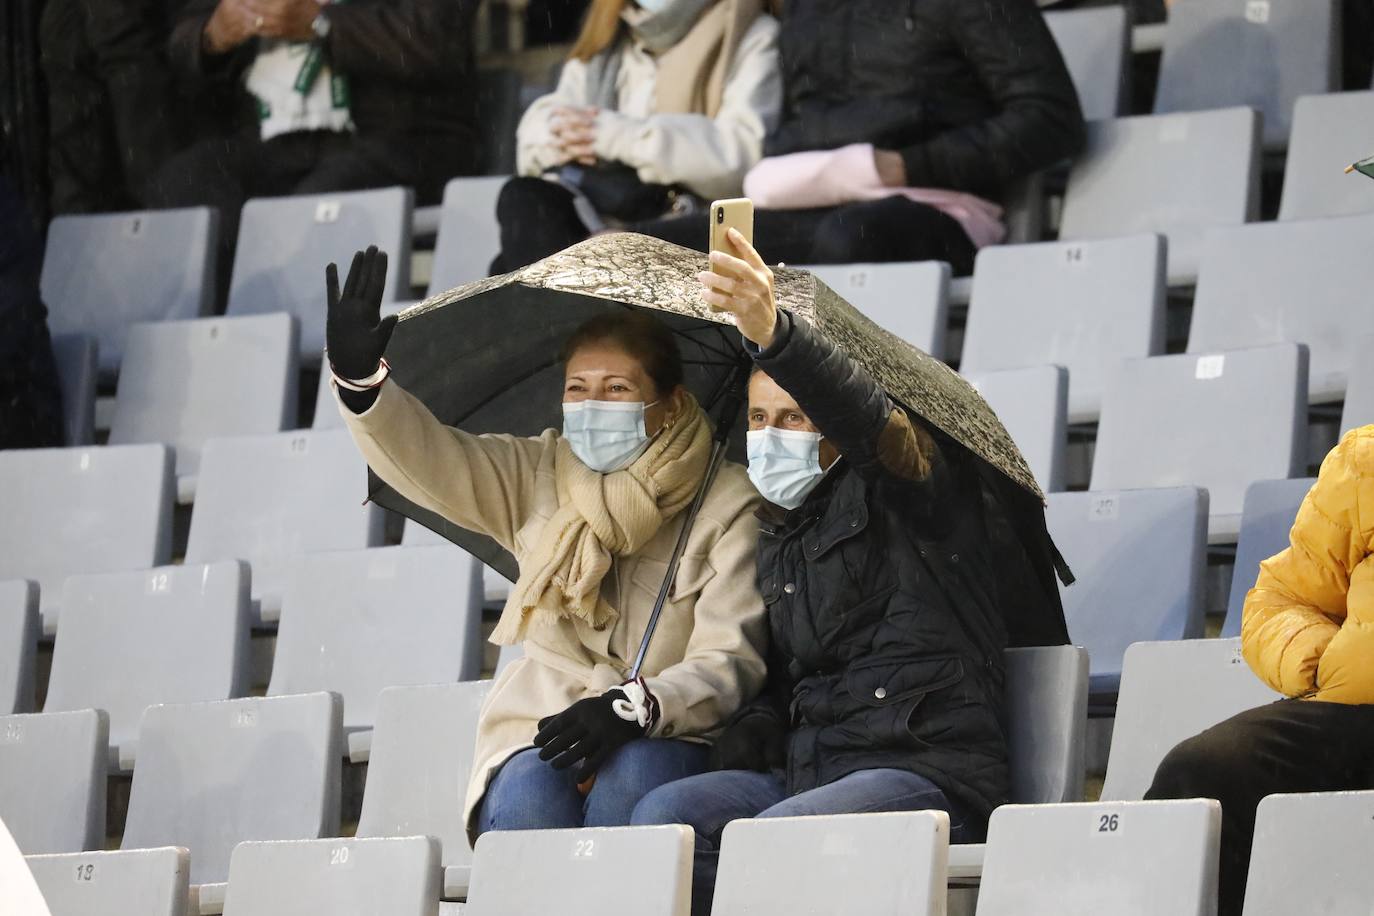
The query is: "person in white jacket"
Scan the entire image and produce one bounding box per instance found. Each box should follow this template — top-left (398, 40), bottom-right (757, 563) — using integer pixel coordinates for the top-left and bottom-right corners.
top-left (490, 0), bottom-right (780, 273)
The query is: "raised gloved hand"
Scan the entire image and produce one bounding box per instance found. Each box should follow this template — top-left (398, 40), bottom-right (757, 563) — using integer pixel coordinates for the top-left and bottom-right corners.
top-left (325, 245), bottom-right (397, 381)
top-left (708, 708), bottom-right (787, 773)
top-left (534, 688), bottom-right (649, 784)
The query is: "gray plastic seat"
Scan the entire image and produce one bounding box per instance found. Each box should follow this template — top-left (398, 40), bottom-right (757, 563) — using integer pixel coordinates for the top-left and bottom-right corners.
top-left (1278, 91), bottom-right (1374, 221)
top-left (1188, 213), bottom-right (1374, 403)
top-left (1059, 108), bottom-right (1260, 285)
top-left (1153, 0), bottom-right (1339, 147)
top-left (465, 825), bottom-right (693, 916)
top-left (963, 234), bottom-right (1165, 423)
top-left (804, 263), bottom-right (950, 359)
top-left (40, 208), bottom-right (218, 374)
top-left (1048, 488), bottom-right (1208, 698)
top-left (1101, 638), bottom-right (1280, 801)
top-left (1221, 478), bottom-right (1314, 638)
top-left (43, 562), bottom-right (251, 770)
top-left (227, 188), bottom-right (412, 361)
top-left (355, 681), bottom-right (491, 898)
top-left (0, 709), bottom-right (107, 854)
top-left (714, 811), bottom-right (948, 916)
top-left (268, 546), bottom-right (483, 759)
top-left (26, 847), bottom-right (189, 916)
top-left (1243, 791), bottom-right (1374, 916)
top-left (403, 520), bottom-right (512, 606)
top-left (50, 333), bottom-right (97, 446)
top-left (975, 799), bottom-right (1221, 916)
top-left (121, 693), bottom-right (343, 887)
top-left (109, 315), bottom-right (300, 503)
top-left (428, 177), bottom-right (508, 294)
top-left (1044, 5), bottom-right (1129, 121)
top-left (223, 836), bottom-right (439, 916)
top-left (184, 430), bottom-right (385, 623)
top-left (1341, 334), bottom-right (1374, 433)
top-left (0, 443), bottom-right (174, 636)
top-left (311, 302), bottom-right (410, 429)
top-left (1092, 344), bottom-right (1308, 542)
top-left (0, 581), bottom-right (37, 715)
top-left (965, 366), bottom-right (1068, 492)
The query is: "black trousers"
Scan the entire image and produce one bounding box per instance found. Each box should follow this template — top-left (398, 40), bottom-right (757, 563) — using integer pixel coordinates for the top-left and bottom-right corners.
top-left (490, 176), bottom-right (592, 275)
top-left (1145, 698), bottom-right (1374, 916)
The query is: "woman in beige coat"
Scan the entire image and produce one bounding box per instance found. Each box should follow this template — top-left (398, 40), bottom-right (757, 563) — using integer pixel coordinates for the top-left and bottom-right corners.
top-left (326, 247), bottom-right (768, 838)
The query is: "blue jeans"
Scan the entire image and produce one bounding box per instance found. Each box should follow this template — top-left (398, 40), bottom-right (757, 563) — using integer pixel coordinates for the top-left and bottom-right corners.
top-left (477, 739), bottom-right (709, 834)
top-left (632, 768), bottom-right (974, 916)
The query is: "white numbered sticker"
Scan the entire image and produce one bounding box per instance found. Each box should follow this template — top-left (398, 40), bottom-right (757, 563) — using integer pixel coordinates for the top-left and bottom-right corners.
top-left (79, 451), bottom-right (92, 472)
top-left (1245, 0), bottom-right (1270, 24)
top-left (233, 707), bottom-right (259, 729)
top-left (367, 556), bottom-right (399, 581)
top-left (1063, 245), bottom-right (1087, 266)
top-left (329, 846), bottom-right (351, 867)
top-left (1093, 811), bottom-right (1123, 836)
top-left (122, 216), bottom-right (144, 239)
top-left (1, 721), bottom-right (23, 744)
top-left (572, 838), bottom-right (596, 860)
top-left (315, 201), bottom-right (341, 224)
top-left (1195, 355), bottom-right (1226, 381)
top-left (74, 862), bottom-right (97, 883)
top-left (288, 436), bottom-right (310, 455)
top-left (1231, 644), bottom-right (1246, 666)
top-left (1089, 494), bottom-right (1119, 522)
top-left (1159, 118), bottom-right (1190, 144)
top-left (146, 571), bottom-right (172, 595)
top-left (847, 270), bottom-right (869, 289)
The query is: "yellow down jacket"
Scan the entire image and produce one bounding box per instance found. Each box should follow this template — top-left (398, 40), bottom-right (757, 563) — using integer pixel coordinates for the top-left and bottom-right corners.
top-left (1242, 425), bottom-right (1374, 704)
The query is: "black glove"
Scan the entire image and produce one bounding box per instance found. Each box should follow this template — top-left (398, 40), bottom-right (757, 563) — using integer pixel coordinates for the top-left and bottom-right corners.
top-left (534, 689), bottom-right (647, 783)
top-left (708, 709), bottom-right (788, 773)
top-left (325, 245), bottom-right (397, 381)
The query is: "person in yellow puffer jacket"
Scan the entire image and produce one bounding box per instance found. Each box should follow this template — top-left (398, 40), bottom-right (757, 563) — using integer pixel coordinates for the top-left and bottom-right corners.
top-left (1146, 425), bottom-right (1374, 916)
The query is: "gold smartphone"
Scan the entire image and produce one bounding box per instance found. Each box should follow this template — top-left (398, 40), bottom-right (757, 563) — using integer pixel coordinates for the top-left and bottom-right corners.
top-left (708, 197), bottom-right (754, 271)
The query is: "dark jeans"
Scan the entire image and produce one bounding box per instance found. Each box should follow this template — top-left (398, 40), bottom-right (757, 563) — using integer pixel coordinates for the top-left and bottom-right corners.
top-left (490, 176), bottom-right (592, 275)
top-left (1145, 698), bottom-right (1374, 916)
top-left (636, 196), bottom-right (978, 276)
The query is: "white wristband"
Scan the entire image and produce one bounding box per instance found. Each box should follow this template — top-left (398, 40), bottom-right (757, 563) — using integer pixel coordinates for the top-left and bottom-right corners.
top-left (331, 358), bottom-right (391, 392)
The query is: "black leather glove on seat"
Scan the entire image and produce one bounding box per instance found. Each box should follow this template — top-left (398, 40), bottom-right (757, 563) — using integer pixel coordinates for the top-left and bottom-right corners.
top-left (534, 688), bottom-right (649, 784)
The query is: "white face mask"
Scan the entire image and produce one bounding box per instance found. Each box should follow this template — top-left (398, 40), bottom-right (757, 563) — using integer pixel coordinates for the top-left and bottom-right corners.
top-left (562, 399), bottom-right (660, 473)
top-left (747, 427), bottom-right (828, 510)
top-left (634, 0), bottom-right (672, 11)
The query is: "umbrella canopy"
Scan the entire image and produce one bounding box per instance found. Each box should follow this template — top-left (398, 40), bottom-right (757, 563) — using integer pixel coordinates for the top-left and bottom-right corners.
top-left (376, 232), bottom-right (1041, 581)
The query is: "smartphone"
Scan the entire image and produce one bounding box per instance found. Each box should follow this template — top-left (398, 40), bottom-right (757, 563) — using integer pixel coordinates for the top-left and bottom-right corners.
top-left (708, 197), bottom-right (754, 274)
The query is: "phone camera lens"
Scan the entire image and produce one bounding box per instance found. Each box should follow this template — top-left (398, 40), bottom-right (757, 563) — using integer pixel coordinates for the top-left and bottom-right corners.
top-left (716, 208), bottom-right (724, 224)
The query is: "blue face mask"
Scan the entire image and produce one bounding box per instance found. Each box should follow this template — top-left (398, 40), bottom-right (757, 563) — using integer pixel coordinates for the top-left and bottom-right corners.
top-left (562, 399), bottom-right (660, 473)
top-left (747, 427), bottom-right (828, 510)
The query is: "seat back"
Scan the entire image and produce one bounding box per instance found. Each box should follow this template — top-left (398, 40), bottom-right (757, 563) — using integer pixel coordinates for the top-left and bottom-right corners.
top-left (121, 693), bottom-right (343, 886)
top-left (963, 234), bottom-right (1165, 423)
top-left (1341, 334), bottom-right (1374, 434)
top-left (1243, 791), bottom-right (1374, 916)
top-left (1060, 108), bottom-right (1260, 284)
top-left (976, 799), bottom-right (1221, 916)
top-left (1048, 488), bottom-right (1209, 696)
top-left (1091, 345), bottom-right (1308, 541)
top-left (1221, 478), bottom-right (1314, 637)
top-left (965, 366), bottom-right (1068, 493)
top-left (465, 825), bottom-right (693, 916)
top-left (0, 709), bottom-right (107, 854)
top-left (804, 262), bottom-right (950, 359)
top-left (1005, 645), bottom-right (1089, 804)
top-left (1279, 91), bottom-right (1374, 221)
top-left (40, 208), bottom-right (217, 374)
top-left (0, 581), bottom-right (37, 715)
top-left (402, 520), bottom-right (512, 605)
top-left (714, 812), bottom-right (948, 916)
top-left (428, 177), bottom-right (508, 294)
top-left (1044, 5), bottom-right (1129, 121)
top-left (44, 562), bottom-right (251, 770)
top-left (1101, 638), bottom-right (1280, 800)
top-left (228, 188), bottom-right (412, 360)
top-left (50, 333), bottom-right (97, 446)
top-left (26, 847), bottom-right (189, 916)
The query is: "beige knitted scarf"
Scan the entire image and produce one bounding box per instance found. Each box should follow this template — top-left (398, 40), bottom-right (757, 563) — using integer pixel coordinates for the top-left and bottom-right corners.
top-left (491, 393), bottom-right (713, 644)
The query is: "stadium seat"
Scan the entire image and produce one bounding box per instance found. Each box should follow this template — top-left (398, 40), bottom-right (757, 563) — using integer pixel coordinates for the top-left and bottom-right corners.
top-left (1100, 638), bottom-right (1280, 801)
top-left (1188, 214), bottom-right (1374, 404)
top-left (26, 847), bottom-right (190, 916)
top-left (1091, 344), bottom-right (1308, 542)
top-left (227, 188), bottom-right (412, 361)
top-left (267, 546), bottom-right (483, 759)
top-left (1048, 488), bottom-right (1208, 699)
top-left (804, 262), bottom-right (950, 359)
top-left (1221, 478), bottom-right (1314, 638)
top-left (184, 430), bottom-right (385, 624)
top-left (714, 811), bottom-right (948, 916)
top-left (354, 681), bottom-right (490, 898)
top-left (1153, 0), bottom-right (1339, 147)
top-left (965, 366), bottom-right (1068, 493)
top-left (1278, 91), bottom-right (1374, 221)
top-left (1243, 791), bottom-right (1374, 916)
top-left (50, 333), bottom-right (97, 447)
top-left (428, 176), bottom-right (508, 294)
top-left (0, 443), bottom-right (174, 636)
top-left (465, 825), bottom-right (694, 916)
top-left (43, 562), bottom-right (251, 770)
top-left (109, 315), bottom-right (300, 503)
top-left (962, 234), bottom-right (1166, 424)
top-left (121, 693), bottom-right (343, 888)
top-left (0, 709), bottom-right (107, 854)
top-left (402, 520), bottom-right (512, 606)
top-left (222, 836), bottom-right (440, 916)
top-left (0, 581), bottom-right (37, 715)
top-left (975, 799), bottom-right (1221, 916)
top-left (1059, 108), bottom-right (1260, 285)
top-left (1341, 334), bottom-right (1374, 433)
top-left (40, 207), bottom-right (218, 374)
top-left (311, 302), bottom-right (410, 430)
top-left (1044, 5), bottom-right (1129, 121)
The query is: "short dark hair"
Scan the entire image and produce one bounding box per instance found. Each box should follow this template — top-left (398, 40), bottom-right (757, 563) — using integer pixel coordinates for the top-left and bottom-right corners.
top-left (560, 311), bottom-right (685, 396)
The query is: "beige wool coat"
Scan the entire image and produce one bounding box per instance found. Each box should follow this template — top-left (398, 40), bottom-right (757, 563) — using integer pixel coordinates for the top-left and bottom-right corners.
top-left (336, 381), bottom-right (768, 838)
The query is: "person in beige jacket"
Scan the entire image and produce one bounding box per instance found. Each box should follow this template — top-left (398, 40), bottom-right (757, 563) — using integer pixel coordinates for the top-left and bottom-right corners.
top-left (325, 247), bottom-right (768, 839)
